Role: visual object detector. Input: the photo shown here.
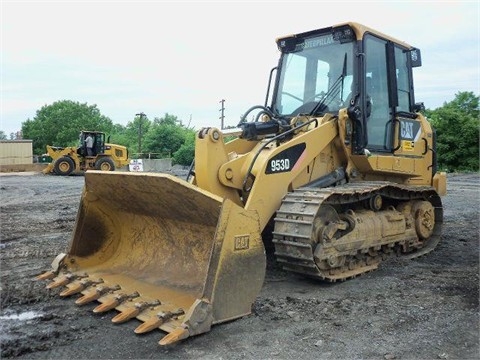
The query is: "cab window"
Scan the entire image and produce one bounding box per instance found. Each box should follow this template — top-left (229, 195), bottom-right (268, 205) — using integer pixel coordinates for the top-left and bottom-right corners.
top-left (364, 35), bottom-right (390, 149)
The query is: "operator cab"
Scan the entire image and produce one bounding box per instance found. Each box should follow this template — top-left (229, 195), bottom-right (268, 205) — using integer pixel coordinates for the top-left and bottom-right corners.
top-left (77, 131), bottom-right (106, 157)
top-left (270, 22), bottom-right (423, 154)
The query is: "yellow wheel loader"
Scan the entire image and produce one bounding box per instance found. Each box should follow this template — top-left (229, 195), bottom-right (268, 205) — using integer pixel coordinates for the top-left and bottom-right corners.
top-left (37, 22), bottom-right (447, 346)
top-left (42, 130), bottom-right (129, 176)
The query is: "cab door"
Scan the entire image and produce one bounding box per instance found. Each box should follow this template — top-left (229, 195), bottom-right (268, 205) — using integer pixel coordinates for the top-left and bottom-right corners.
top-left (363, 34), bottom-right (421, 154)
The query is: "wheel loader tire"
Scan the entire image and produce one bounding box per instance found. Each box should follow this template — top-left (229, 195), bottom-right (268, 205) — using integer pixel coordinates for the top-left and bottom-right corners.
top-left (95, 157), bottom-right (115, 171)
top-left (53, 156), bottom-right (75, 176)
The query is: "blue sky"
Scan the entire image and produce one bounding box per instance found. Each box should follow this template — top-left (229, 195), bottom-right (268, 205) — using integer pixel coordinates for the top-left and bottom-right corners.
top-left (1, 1), bottom-right (479, 137)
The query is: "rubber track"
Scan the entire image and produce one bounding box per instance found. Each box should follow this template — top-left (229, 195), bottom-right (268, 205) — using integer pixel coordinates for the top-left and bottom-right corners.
top-left (272, 182), bottom-right (443, 282)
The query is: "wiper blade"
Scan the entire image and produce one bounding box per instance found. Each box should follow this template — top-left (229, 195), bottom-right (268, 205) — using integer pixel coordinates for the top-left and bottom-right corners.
top-left (309, 53), bottom-right (347, 116)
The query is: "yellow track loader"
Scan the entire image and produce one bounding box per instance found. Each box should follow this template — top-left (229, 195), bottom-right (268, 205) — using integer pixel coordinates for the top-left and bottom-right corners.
top-left (37, 22), bottom-right (446, 346)
top-left (43, 130), bottom-right (129, 175)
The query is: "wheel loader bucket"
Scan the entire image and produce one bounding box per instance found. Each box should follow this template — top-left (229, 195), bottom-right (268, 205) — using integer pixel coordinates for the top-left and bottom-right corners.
top-left (36, 171), bottom-right (266, 345)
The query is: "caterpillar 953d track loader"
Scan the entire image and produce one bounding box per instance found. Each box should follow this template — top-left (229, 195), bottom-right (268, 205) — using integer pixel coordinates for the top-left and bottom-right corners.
top-left (37, 22), bottom-right (446, 346)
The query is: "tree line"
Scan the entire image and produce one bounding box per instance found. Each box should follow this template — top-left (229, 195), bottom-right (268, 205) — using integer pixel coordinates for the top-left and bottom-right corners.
top-left (2, 91), bottom-right (478, 170)
top-left (425, 92), bottom-right (479, 172)
top-left (19, 101), bottom-right (196, 166)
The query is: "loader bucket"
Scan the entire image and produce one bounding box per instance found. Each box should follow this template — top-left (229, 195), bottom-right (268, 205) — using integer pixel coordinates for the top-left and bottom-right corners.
top-left (38, 171), bottom-right (266, 345)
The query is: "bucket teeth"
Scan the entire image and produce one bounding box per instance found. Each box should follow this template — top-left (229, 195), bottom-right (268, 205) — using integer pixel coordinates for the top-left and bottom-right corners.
top-left (47, 273), bottom-right (88, 289)
top-left (60, 278), bottom-right (104, 297)
top-left (46, 274), bottom-right (72, 289)
top-left (159, 326), bottom-right (190, 346)
top-left (93, 291), bottom-right (140, 313)
top-left (134, 316), bottom-right (165, 334)
top-left (75, 284), bottom-right (121, 306)
top-left (35, 253), bottom-right (67, 281)
top-left (46, 273), bottom-right (88, 289)
top-left (134, 308), bottom-right (185, 334)
top-left (111, 300), bottom-right (161, 324)
top-left (35, 270), bottom-right (57, 281)
top-left (59, 282), bottom-right (85, 297)
top-left (111, 307), bottom-right (141, 324)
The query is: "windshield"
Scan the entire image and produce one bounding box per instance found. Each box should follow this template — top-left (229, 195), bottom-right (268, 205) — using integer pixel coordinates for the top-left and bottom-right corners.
top-left (273, 33), bottom-right (355, 117)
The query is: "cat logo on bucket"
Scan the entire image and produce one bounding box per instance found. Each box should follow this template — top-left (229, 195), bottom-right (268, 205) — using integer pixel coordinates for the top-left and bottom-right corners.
top-left (234, 235), bottom-right (250, 250)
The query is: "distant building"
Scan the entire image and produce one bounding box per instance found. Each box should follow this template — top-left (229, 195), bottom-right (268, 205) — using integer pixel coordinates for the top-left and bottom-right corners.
top-left (0, 140), bottom-right (33, 165)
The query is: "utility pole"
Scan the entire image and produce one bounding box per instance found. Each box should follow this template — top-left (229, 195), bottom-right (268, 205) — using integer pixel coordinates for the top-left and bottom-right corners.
top-left (219, 99), bottom-right (225, 129)
top-left (187, 114), bottom-right (192, 128)
top-left (135, 112), bottom-right (146, 157)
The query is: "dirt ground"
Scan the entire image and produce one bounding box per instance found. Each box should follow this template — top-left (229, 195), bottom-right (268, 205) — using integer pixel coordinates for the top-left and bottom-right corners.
top-left (0, 171), bottom-right (478, 360)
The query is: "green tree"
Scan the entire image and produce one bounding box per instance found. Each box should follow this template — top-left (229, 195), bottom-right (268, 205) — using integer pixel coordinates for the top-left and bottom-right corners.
top-left (427, 91), bottom-right (479, 172)
top-left (0, 131), bottom-right (6, 140)
top-left (108, 123), bottom-right (129, 147)
top-left (173, 130), bottom-right (195, 165)
top-left (22, 100), bottom-right (114, 154)
top-left (115, 114), bottom-right (152, 156)
top-left (106, 122), bottom-right (148, 158)
top-left (142, 113), bottom-right (190, 159)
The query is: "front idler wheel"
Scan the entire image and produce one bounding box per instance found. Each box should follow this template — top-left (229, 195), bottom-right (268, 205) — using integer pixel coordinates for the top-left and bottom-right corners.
top-left (412, 201), bottom-right (435, 240)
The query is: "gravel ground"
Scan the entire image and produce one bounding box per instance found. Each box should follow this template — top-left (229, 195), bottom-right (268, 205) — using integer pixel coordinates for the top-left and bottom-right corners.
top-left (0, 171), bottom-right (478, 360)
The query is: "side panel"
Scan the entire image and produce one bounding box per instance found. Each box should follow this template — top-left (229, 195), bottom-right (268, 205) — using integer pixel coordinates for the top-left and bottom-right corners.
top-left (350, 114), bottom-right (438, 187)
top-left (244, 120), bottom-right (338, 230)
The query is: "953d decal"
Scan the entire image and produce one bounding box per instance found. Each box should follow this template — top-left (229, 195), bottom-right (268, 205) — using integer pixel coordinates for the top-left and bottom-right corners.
top-left (265, 143), bottom-right (306, 174)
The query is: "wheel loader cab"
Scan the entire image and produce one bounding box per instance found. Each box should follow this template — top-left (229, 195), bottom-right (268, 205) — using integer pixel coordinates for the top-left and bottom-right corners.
top-left (77, 132), bottom-right (85, 157)
top-left (78, 131), bottom-right (107, 157)
top-left (92, 132), bottom-right (106, 156)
